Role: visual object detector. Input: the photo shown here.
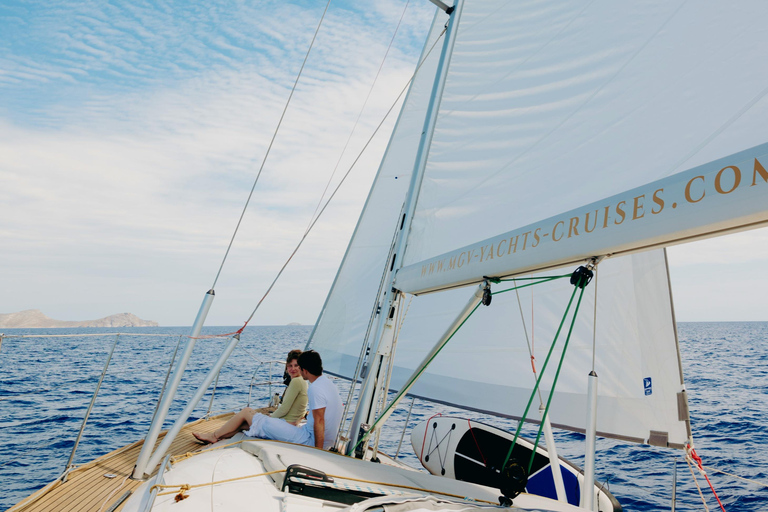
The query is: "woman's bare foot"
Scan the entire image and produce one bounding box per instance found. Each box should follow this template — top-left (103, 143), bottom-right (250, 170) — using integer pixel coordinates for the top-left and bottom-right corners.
top-left (193, 431), bottom-right (218, 444)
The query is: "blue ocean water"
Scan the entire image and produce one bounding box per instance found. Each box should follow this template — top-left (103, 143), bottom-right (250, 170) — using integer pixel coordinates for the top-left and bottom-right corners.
top-left (0, 322), bottom-right (765, 511)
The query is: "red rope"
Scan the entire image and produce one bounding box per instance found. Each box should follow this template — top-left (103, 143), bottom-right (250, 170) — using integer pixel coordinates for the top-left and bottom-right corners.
top-left (687, 444), bottom-right (726, 512)
top-left (188, 322), bottom-right (248, 339)
top-left (420, 413), bottom-right (443, 461)
top-left (466, 419), bottom-right (487, 467)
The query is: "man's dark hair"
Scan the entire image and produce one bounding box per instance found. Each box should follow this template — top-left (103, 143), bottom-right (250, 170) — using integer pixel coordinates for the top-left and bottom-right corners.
top-left (297, 350), bottom-right (323, 376)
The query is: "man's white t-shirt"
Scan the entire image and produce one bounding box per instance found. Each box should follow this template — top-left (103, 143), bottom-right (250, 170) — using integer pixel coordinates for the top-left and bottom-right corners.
top-left (304, 374), bottom-right (343, 449)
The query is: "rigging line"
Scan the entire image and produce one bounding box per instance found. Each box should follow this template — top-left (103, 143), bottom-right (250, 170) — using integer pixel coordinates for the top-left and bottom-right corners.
top-left (336, 215), bottom-right (403, 445)
top-left (210, 0), bottom-right (333, 290)
top-left (512, 277), bottom-right (544, 405)
top-left (686, 457), bottom-right (711, 512)
top-left (502, 284), bottom-right (580, 470)
top-left (0, 332), bottom-right (181, 339)
top-left (240, 27), bottom-right (449, 327)
top-left (354, 301), bottom-right (482, 454)
top-left (304, 0), bottom-right (412, 235)
top-left (702, 465), bottom-right (768, 488)
top-left (528, 284), bottom-right (588, 473)
top-left (591, 265), bottom-right (598, 372)
top-left (491, 275), bottom-right (569, 296)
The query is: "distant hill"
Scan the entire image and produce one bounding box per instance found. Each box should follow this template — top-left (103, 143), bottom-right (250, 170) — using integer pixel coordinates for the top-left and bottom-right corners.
top-left (0, 309), bottom-right (159, 328)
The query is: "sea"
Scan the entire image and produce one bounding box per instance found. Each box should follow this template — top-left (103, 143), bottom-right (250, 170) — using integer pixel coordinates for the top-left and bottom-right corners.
top-left (0, 322), bottom-right (766, 511)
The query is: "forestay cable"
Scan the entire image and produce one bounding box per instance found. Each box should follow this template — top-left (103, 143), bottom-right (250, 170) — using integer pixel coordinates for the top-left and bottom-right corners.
top-left (210, 0), bottom-right (333, 290)
top-left (238, 27), bottom-right (449, 328)
top-left (304, 0), bottom-right (412, 235)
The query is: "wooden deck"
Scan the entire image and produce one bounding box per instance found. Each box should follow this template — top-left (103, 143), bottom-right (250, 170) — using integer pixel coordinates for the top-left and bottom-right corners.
top-left (6, 412), bottom-right (239, 512)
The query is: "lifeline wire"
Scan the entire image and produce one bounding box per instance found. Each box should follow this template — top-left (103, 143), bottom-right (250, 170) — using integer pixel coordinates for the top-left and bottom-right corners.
top-left (210, 0), bottom-right (333, 290)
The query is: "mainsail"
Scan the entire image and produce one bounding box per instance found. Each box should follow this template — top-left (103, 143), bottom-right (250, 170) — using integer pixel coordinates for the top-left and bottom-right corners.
top-left (311, 1), bottom-right (768, 450)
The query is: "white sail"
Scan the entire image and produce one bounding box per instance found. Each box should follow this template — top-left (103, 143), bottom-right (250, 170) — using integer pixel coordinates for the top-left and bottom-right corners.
top-left (307, 1), bottom-right (768, 450)
top-left (309, 11), bottom-right (446, 379)
top-left (388, 250), bottom-right (689, 448)
top-left (396, 0), bottom-right (768, 293)
top-left (310, 2), bottom-right (712, 447)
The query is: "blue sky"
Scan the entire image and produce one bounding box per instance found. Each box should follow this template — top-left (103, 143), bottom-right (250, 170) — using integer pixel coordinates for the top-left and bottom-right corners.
top-left (1, 0), bottom-right (766, 326)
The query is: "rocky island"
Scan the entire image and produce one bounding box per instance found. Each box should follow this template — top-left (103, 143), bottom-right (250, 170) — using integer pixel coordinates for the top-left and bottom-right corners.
top-left (0, 310), bottom-right (159, 328)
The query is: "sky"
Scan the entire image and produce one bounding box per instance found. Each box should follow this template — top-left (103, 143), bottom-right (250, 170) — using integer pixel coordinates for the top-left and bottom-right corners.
top-left (1, 0), bottom-right (766, 327)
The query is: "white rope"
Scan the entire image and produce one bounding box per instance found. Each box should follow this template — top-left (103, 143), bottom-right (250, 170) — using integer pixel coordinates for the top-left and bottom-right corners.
top-left (702, 465), bottom-right (768, 488)
top-left (686, 454), bottom-right (711, 511)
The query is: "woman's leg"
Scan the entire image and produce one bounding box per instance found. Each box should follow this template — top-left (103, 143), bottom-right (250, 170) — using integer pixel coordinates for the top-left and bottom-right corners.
top-left (194, 407), bottom-right (256, 443)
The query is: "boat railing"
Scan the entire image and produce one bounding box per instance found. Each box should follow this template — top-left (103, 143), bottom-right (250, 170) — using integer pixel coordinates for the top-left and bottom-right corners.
top-left (200, 359), bottom-right (286, 419)
top-left (0, 332), bottom-right (287, 481)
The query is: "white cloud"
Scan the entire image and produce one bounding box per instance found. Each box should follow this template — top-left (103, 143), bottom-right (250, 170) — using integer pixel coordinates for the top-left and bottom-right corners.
top-left (667, 228), bottom-right (768, 321)
top-left (0, 0), bottom-right (436, 326)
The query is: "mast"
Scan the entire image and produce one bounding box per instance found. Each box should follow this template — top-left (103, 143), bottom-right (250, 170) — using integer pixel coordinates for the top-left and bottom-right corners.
top-left (346, 0), bottom-right (465, 455)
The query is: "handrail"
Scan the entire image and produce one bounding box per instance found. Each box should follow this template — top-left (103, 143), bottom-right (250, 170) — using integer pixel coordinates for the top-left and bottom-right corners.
top-left (247, 360), bottom-right (284, 407)
top-left (395, 396), bottom-right (416, 459)
top-left (141, 454), bottom-right (171, 512)
top-left (63, 334), bottom-right (121, 481)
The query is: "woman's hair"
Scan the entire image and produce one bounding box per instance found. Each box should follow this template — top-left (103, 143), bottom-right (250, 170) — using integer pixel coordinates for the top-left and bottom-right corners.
top-left (286, 349), bottom-right (302, 364)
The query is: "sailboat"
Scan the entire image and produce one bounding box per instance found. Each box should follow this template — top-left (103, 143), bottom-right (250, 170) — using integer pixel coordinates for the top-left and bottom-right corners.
top-left (8, 1), bottom-right (768, 511)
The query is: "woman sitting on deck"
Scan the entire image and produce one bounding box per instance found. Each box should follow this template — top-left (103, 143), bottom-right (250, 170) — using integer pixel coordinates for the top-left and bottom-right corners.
top-left (193, 349), bottom-right (308, 443)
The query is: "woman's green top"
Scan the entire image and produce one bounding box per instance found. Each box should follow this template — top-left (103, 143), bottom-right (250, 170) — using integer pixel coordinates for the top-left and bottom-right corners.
top-left (270, 376), bottom-right (308, 424)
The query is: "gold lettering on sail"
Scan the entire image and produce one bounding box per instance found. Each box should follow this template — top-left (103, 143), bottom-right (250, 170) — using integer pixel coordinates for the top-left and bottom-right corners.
top-left (715, 166), bottom-right (741, 194)
top-left (411, 148), bottom-right (768, 283)
top-left (568, 216), bottom-right (580, 237)
top-left (652, 189), bottom-right (665, 214)
top-left (632, 194), bottom-right (645, 220)
top-left (497, 239), bottom-right (508, 257)
top-left (521, 231), bottom-right (531, 250)
top-left (532, 228), bottom-right (541, 247)
top-left (614, 201), bottom-right (626, 225)
top-left (752, 158), bottom-right (768, 186)
top-left (685, 176), bottom-right (705, 203)
top-left (508, 235), bottom-right (519, 254)
top-left (552, 221), bottom-right (565, 242)
top-left (584, 210), bottom-right (599, 233)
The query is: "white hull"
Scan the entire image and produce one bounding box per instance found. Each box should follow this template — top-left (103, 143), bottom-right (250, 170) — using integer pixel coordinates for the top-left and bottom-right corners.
top-left (123, 435), bottom-right (586, 512)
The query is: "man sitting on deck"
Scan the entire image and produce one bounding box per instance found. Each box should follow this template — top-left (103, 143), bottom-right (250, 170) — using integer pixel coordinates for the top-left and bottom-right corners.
top-left (194, 350), bottom-right (343, 450)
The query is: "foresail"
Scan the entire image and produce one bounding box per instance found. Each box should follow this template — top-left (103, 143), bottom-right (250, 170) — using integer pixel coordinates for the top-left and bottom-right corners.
top-left (388, 250), bottom-right (690, 449)
top-left (307, 11), bottom-right (445, 378)
top-left (396, 1), bottom-right (768, 294)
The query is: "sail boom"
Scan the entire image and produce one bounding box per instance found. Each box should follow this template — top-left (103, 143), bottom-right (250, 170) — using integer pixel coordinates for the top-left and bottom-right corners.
top-left (396, 142), bottom-right (768, 295)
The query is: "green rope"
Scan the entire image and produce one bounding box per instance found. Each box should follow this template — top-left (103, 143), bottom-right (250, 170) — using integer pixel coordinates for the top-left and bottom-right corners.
top-left (497, 273), bottom-right (571, 282)
top-left (527, 283), bottom-right (588, 473)
top-left (501, 284), bottom-right (580, 470)
top-left (351, 301), bottom-right (483, 455)
top-left (491, 275), bottom-right (569, 296)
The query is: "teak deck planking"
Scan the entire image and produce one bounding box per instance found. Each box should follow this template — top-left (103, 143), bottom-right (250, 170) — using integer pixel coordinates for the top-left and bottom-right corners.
top-left (7, 413), bottom-right (235, 512)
